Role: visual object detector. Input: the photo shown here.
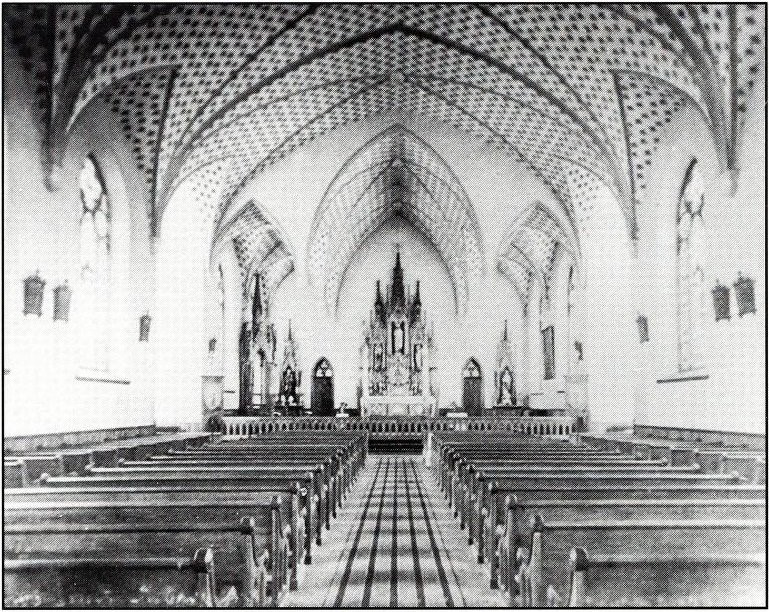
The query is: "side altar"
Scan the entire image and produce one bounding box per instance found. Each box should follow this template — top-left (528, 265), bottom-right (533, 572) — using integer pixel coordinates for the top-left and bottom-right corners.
top-left (359, 251), bottom-right (436, 417)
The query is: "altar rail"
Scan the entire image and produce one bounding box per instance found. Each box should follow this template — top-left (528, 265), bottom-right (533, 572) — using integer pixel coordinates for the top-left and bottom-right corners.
top-left (221, 415), bottom-right (575, 440)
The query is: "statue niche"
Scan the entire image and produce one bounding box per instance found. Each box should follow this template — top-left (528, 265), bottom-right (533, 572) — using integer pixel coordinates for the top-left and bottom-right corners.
top-left (493, 320), bottom-right (518, 415)
top-left (277, 321), bottom-right (302, 413)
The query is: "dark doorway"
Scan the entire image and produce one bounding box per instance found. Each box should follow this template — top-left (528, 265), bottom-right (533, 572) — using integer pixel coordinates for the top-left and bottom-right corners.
top-left (311, 358), bottom-right (334, 416)
top-left (462, 358), bottom-right (483, 416)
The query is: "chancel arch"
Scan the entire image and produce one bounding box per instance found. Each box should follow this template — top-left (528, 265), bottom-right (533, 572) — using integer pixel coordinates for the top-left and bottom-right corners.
top-left (306, 124), bottom-right (485, 316)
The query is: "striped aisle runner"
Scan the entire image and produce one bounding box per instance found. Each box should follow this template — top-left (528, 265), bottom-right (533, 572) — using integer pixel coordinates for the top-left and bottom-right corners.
top-left (282, 456), bottom-right (504, 608)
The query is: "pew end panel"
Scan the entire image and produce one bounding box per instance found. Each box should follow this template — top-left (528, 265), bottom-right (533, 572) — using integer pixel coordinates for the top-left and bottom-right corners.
top-left (566, 547), bottom-right (767, 607)
top-left (3, 548), bottom-right (217, 608)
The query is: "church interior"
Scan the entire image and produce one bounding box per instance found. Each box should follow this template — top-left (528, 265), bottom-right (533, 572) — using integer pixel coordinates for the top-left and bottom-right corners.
top-left (3, 3), bottom-right (766, 608)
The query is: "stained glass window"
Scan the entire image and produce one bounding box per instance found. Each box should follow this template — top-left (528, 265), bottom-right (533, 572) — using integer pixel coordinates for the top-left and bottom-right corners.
top-left (676, 160), bottom-right (706, 372)
top-left (79, 156), bottom-right (111, 370)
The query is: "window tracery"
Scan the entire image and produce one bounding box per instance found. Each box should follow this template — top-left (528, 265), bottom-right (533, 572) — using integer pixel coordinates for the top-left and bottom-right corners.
top-left (676, 160), bottom-right (706, 373)
top-left (79, 156), bottom-right (111, 371)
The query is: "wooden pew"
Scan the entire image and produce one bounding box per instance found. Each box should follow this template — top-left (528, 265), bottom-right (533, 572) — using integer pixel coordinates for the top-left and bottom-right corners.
top-left (457, 460), bottom-right (701, 520)
top-left (4, 547), bottom-right (217, 608)
top-left (438, 449), bottom-right (632, 498)
top-left (137, 448), bottom-right (353, 505)
top-left (5, 433), bottom-right (214, 477)
top-left (511, 514), bottom-right (765, 607)
top-left (457, 467), bottom-right (730, 534)
top-left (566, 547), bottom-right (766, 607)
top-left (6, 485), bottom-right (306, 591)
top-left (217, 434), bottom-right (367, 465)
top-left (38, 472), bottom-right (316, 570)
top-left (5, 499), bottom-right (289, 607)
top-left (478, 481), bottom-right (764, 587)
top-left (494, 495), bottom-right (766, 593)
top-left (4, 459), bottom-right (28, 487)
top-left (4, 451), bottom-right (93, 482)
top-left (82, 463), bottom-right (332, 541)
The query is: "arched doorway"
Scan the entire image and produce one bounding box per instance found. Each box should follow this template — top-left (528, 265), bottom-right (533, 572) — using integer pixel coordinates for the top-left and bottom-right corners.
top-left (462, 358), bottom-right (483, 416)
top-left (311, 358), bottom-right (334, 416)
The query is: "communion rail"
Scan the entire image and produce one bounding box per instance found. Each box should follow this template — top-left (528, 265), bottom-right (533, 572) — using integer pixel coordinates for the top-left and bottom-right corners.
top-left (221, 415), bottom-right (575, 440)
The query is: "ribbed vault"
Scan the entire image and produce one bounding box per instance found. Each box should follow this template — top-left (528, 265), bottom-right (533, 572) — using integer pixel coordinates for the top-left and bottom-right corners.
top-left (5, 3), bottom-right (764, 249)
top-left (307, 124), bottom-right (484, 315)
top-left (211, 199), bottom-right (294, 296)
top-left (497, 202), bottom-right (577, 305)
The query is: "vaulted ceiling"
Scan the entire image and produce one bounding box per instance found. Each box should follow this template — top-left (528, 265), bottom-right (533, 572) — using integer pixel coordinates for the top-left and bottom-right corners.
top-left (5, 3), bottom-right (764, 293)
top-left (497, 202), bottom-right (577, 305)
top-left (307, 124), bottom-right (484, 315)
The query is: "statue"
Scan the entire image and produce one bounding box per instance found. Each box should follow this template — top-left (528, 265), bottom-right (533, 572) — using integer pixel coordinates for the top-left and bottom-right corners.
top-left (494, 321), bottom-right (517, 410)
top-left (278, 320), bottom-right (302, 409)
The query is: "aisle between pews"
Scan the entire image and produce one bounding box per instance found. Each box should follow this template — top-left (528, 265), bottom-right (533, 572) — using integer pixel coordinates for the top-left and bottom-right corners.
top-left (281, 456), bottom-right (505, 608)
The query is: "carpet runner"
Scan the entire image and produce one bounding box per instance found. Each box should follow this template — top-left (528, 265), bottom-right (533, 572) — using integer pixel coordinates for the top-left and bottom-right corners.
top-left (282, 456), bottom-right (504, 608)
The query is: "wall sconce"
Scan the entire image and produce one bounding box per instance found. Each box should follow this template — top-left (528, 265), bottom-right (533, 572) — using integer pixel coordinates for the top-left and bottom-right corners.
top-left (23, 271), bottom-right (45, 316)
top-left (711, 280), bottom-right (730, 321)
top-left (636, 314), bottom-right (649, 343)
top-left (53, 280), bottom-right (72, 321)
top-left (139, 312), bottom-right (151, 342)
top-left (734, 272), bottom-right (756, 317)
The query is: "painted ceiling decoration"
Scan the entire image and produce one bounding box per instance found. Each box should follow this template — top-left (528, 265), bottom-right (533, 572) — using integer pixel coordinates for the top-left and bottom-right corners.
top-left (5, 3), bottom-right (764, 244)
top-left (211, 199), bottom-right (295, 297)
top-left (307, 124), bottom-right (485, 316)
top-left (497, 202), bottom-right (577, 306)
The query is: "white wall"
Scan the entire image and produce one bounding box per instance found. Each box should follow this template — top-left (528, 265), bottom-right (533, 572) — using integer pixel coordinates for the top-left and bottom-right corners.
top-left (4, 41), bottom-right (156, 436)
top-left (581, 184), bottom-right (635, 431)
top-left (271, 215), bottom-right (525, 410)
top-left (633, 91), bottom-right (765, 434)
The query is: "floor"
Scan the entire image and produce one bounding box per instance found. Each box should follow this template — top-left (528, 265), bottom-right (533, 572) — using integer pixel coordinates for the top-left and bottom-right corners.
top-left (282, 455), bottom-right (505, 608)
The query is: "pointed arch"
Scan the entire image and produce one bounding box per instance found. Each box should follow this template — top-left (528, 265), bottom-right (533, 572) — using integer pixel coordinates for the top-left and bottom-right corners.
top-left (306, 124), bottom-right (485, 316)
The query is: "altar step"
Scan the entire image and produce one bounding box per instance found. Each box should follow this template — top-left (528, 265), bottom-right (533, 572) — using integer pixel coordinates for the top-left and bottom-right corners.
top-left (369, 434), bottom-right (423, 454)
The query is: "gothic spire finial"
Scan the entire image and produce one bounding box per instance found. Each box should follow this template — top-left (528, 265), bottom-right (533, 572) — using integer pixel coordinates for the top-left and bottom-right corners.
top-left (374, 280), bottom-right (385, 325)
top-left (410, 279), bottom-right (422, 321)
top-left (391, 248), bottom-right (405, 310)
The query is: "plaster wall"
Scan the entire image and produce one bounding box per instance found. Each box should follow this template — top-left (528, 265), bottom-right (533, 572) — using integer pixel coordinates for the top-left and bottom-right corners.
top-left (3, 43), bottom-right (156, 436)
top-left (633, 91), bottom-right (765, 435)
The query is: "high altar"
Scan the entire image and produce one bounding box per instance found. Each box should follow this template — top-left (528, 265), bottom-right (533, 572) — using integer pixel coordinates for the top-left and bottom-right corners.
top-left (359, 251), bottom-right (436, 417)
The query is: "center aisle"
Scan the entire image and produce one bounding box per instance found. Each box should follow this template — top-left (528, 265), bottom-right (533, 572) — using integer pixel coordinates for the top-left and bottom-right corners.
top-left (282, 456), bottom-right (505, 608)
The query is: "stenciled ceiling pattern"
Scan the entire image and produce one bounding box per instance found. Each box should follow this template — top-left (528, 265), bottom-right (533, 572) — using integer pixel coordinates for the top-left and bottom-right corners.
top-left (307, 124), bottom-right (484, 315)
top-left (497, 202), bottom-right (576, 306)
top-left (4, 3), bottom-right (764, 294)
top-left (211, 199), bottom-right (294, 297)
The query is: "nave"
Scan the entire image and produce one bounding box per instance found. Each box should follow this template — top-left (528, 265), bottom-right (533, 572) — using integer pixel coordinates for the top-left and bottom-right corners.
top-left (5, 426), bottom-right (765, 608)
top-left (283, 456), bottom-right (504, 608)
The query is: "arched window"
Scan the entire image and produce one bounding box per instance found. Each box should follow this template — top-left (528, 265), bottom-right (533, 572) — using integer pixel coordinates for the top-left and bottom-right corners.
top-left (676, 160), bottom-right (706, 372)
top-left (312, 358), bottom-right (334, 416)
top-left (462, 358), bottom-right (483, 416)
top-left (79, 156), bottom-right (111, 371)
top-left (217, 264), bottom-right (225, 373)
